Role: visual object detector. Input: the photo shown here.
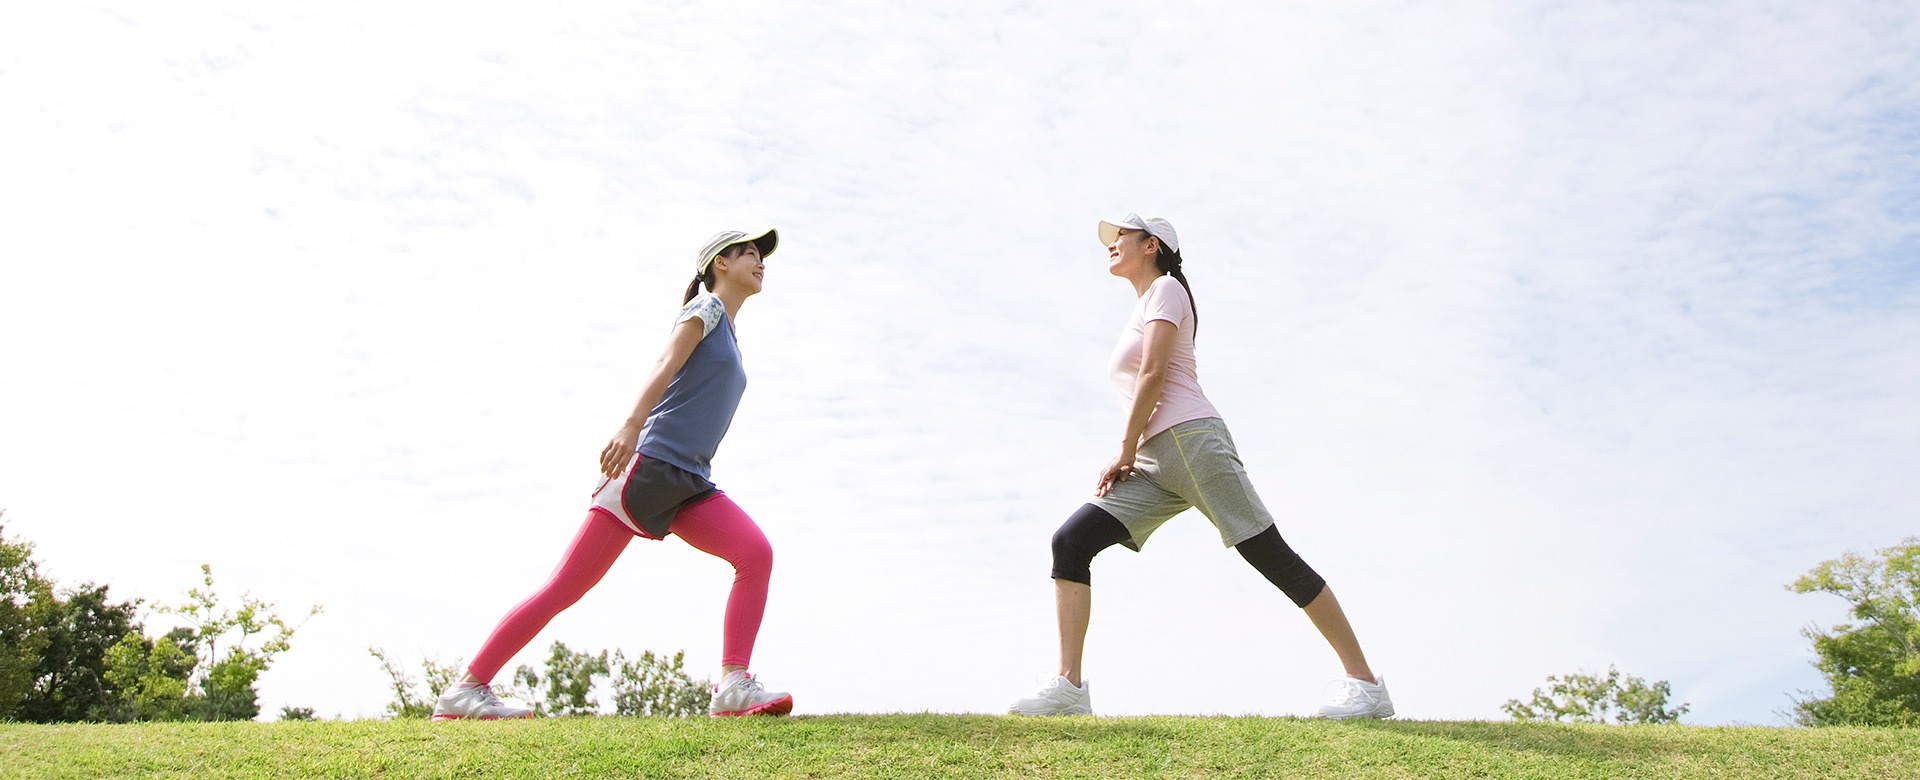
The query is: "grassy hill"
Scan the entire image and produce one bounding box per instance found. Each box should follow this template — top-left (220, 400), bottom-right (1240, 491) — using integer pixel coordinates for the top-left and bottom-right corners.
top-left (4, 714), bottom-right (1915, 779)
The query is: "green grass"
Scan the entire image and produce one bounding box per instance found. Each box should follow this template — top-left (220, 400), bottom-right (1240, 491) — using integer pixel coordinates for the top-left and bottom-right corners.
top-left (4, 715), bottom-right (1916, 779)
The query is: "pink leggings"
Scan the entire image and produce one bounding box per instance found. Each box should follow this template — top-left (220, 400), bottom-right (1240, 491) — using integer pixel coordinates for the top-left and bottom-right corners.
top-left (466, 492), bottom-right (773, 682)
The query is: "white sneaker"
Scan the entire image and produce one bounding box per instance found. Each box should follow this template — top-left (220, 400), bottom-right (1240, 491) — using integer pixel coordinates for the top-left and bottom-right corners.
top-left (1315, 676), bottom-right (1394, 719)
top-left (431, 682), bottom-right (534, 722)
top-left (709, 671), bottom-right (793, 717)
top-left (1009, 675), bottom-right (1092, 716)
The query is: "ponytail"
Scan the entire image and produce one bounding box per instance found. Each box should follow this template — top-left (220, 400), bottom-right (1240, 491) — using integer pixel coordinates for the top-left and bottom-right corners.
top-left (682, 268), bottom-right (715, 304)
top-left (1153, 241), bottom-right (1198, 339)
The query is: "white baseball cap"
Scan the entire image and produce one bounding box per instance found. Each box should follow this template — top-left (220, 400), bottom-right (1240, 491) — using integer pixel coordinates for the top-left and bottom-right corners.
top-left (1098, 213), bottom-right (1179, 254)
top-left (694, 228), bottom-right (778, 275)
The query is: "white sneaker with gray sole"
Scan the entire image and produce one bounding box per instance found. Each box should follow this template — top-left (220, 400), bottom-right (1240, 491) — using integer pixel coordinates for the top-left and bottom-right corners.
top-left (431, 683), bottom-right (534, 722)
top-left (709, 671), bottom-right (793, 717)
top-left (1315, 675), bottom-right (1394, 719)
top-left (1009, 675), bottom-right (1092, 716)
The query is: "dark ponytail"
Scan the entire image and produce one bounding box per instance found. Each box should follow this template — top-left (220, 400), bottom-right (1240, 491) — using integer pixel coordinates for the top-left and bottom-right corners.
top-left (682, 269), bottom-right (714, 304)
top-left (1152, 239), bottom-right (1197, 339)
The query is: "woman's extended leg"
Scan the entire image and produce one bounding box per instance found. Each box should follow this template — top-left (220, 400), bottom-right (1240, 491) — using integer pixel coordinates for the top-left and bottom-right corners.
top-left (1233, 525), bottom-right (1374, 681)
top-left (434, 508), bottom-right (635, 720)
top-left (463, 508), bottom-right (637, 684)
top-left (1300, 586), bottom-right (1373, 682)
top-left (1235, 525), bottom-right (1391, 717)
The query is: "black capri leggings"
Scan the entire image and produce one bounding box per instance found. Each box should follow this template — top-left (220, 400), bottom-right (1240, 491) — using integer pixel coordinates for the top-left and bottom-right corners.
top-left (1050, 503), bottom-right (1328, 608)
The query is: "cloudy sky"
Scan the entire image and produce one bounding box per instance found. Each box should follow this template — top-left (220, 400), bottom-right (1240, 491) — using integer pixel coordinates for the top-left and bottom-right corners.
top-left (2, 1), bottom-right (1916, 724)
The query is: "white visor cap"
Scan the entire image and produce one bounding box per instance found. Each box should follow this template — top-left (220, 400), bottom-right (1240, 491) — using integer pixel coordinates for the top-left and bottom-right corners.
top-left (695, 228), bottom-right (779, 276)
top-left (1098, 213), bottom-right (1179, 254)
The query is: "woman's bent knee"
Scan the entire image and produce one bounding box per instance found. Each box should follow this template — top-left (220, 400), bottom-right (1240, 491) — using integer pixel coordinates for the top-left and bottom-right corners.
top-left (734, 538), bottom-right (773, 579)
top-left (1051, 504), bottom-right (1130, 585)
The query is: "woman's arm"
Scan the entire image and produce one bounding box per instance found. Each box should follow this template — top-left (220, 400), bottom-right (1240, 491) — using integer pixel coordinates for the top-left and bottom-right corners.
top-left (597, 317), bottom-right (707, 477)
top-left (1095, 318), bottom-right (1177, 497)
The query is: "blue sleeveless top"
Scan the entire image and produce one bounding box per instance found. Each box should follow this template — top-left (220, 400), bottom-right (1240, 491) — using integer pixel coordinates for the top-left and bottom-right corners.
top-left (636, 293), bottom-right (746, 480)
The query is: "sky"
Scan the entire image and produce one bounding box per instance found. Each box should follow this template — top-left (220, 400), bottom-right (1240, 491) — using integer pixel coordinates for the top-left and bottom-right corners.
top-left (2, 1), bottom-right (1917, 724)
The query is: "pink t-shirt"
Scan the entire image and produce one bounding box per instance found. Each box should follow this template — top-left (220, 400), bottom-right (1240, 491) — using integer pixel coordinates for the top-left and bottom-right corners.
top-left (1108, 275), bottom-right (1220, 442)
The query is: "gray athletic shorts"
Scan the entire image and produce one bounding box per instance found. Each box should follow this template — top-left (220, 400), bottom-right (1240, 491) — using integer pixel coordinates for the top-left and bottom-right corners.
top-left (1093, 417), bottom-right (1277, 551)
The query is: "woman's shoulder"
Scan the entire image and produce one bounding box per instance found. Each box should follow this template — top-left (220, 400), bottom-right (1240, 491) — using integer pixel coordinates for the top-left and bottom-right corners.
top-left (675, 292), bottom-right (728, 336)
top-left (1144, 274), bottom-right (1192, 309)
top-left (682, 290), bottom-right (726, 312)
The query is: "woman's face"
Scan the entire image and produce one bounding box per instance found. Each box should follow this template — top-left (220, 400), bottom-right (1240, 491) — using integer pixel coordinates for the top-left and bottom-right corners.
top-left (1107, 228), bottom-right (1156, 278)
top-left (715, 243), bottom-right (765, 295)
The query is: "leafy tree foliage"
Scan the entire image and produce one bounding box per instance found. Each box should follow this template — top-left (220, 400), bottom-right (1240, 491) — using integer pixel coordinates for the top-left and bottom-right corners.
top-left (278, 705), bottom-right (317, 721)
top-left (17, 582), bottom-right (139, 722)
top-left (610, 649), bottom-right (710, 718)
top-left (1789, 536), bottom-right (1920, 727)
top-left (377, 641), bottom-right (710, 719)
top-left (1503, 666), bottom-right (1689, 724)
top-left (159, 564), bottom-right (321, 721)
top-left (101, 628), bottom-right (196, 722)
top-left (515, 641), bottom-right (611, 717)
top-left (0, 514), bottom-right (53, 719)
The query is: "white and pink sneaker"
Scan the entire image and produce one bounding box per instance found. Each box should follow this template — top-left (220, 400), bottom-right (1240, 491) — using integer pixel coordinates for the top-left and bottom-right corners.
top-left (431, 682), bottom-right (534, 722)
top-left (709, 671), bottom-right (793, 717)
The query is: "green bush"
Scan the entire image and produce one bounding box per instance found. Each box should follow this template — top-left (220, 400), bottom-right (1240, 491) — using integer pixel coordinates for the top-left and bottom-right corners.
top-left (1503, 666), bottom-right (1688, 724)
top-left (377, 641), bottom-right (710, 718)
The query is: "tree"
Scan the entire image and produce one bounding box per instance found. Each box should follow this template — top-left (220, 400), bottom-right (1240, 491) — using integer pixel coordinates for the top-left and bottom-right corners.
top-left (158, 564), bottom-right (321, 721)
top-left (17, 582), bottom-right (140, 722)
top-left (513, 641), bottom-right (611, 717)
top-left (0, 519), bottom-right (316, 722)
top-left (100, 628), bottom-right (195, 722)
top-left (1503, 666), bottom-right (1689, 724)
top-left (0, 514), bottom-right (53, 719)
top-left (610, 649), bottom-right (710, 718)
top-left (381, 641), bottom-right (710, 719)
top-left (1789, 536), bottom-right (1920, 727)
top-left (508, 642), bottom-right (711, 718)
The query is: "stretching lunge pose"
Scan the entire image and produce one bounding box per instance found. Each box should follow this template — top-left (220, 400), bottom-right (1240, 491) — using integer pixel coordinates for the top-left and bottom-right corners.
top-left (433, 229), bottom-right (794, 720)
top-left (1009, 214), bottom-right (1393, 719)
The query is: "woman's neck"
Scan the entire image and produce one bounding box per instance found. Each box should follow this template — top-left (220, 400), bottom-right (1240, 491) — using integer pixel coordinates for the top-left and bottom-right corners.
top-left (1126, 267), bottom-right (1163, 297)
top-left (711, 283), bottom-right (749, 322)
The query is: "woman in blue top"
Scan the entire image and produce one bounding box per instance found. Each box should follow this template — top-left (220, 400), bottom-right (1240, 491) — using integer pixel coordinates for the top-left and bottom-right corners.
top-left (433, 229), bottom-right (794, 720)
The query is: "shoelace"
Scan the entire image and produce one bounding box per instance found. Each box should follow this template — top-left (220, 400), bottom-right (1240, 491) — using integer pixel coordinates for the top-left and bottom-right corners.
top-left (726, 674), bottom-right (764, 696)
top-left (1032, 677), bottom-right (1073, 698)
top-left (464, 684), bottom-right (506, 708)
top-left (1324, 679), bottom-right (1371, 706)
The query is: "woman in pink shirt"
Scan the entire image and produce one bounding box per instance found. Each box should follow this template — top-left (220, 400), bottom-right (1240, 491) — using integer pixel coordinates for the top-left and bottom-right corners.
top-left (1010, 213), bottom-right (1393, 719)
